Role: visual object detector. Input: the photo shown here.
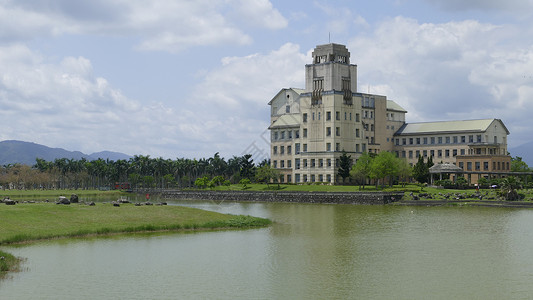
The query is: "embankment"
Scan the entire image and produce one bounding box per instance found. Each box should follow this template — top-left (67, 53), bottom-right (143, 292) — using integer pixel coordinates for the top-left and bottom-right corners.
top-left (159, 190), bottom-right (403, 205)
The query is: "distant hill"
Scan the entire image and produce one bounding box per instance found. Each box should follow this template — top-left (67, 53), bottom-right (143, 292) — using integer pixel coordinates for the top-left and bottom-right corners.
top-left (509, 141), bottom-right (533, 168)
top-left (0, 140), bottom-right (132, 166)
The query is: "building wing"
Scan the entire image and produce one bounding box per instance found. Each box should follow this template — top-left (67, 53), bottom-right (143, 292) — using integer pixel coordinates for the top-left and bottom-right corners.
top-left (268, 114), bottom-right (301, 129)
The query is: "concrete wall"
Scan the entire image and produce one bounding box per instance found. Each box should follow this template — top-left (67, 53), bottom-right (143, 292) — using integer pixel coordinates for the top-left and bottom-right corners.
top-left (159, 190), bottom-right (403, 205)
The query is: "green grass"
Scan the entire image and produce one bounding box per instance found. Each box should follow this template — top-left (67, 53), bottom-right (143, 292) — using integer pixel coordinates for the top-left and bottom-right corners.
top-left (208, 183), bottom-right (410, 192)
top-left (0, 203), bottom-right (270, 245)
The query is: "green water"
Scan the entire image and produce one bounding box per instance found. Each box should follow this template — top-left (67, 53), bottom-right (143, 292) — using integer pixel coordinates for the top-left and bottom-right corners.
top-left (2, 201), bottom-right (533, 299)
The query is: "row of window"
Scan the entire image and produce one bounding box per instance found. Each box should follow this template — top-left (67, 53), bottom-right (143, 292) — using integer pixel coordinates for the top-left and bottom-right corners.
top-left (274, 142), bottom-right (367, 155)
top-left (458, 161), bottom-right (510, 171)
top-left (303, 111), bottom-right (361, 122)
top-left (294, 174), bottom-right (333, 183)
top-left (273, 158), bottom-right (336, 169)
top-left (397, 148), bottom-right (466, 159)
top-left (396, 134), bottom-right (495, 146)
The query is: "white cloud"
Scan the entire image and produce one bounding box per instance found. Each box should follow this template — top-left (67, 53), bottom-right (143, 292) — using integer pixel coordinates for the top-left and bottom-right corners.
top-left (0, 0), bottom-right (287, 52)
top-left (348, 16), bottom-right (533, 147)
top-left (424, 0), bottom-right (533, 12)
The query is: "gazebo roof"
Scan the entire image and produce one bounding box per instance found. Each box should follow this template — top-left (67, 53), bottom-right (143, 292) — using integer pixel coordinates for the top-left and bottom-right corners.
top-left (429, 163), bottom-right (464, 173)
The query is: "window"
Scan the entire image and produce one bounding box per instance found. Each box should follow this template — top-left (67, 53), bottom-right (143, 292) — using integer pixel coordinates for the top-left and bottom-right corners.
top-left (295, 130), bottom-right (299, 138)
top-left (295, 143), bottom-right (300, 154)
top-left (355, 113), bottom-right (360, 122)
top-left (311, 175), bottom-right (315, 182)
top-left (445, 149), bottom-right (450, 157)
top-left (484, 161), bottom-right (489, 171)
top-left (460, 149), bottom-right (465, 155)
top-left (395, 139), bottom-right (399, 146)
top-left (430, 150), bottom-right (435, 157)
top-left (416, 138), bottom-right (421, 145)
top-left (327, 159), bottom-right (332, 167)
top-left (311, 159), bottom-right (315, 168)
top-left (326, 111), bottom-right (331, 121)
top-left (287, 174), bottom-right (291, 182)
top-left (336, 127), bottom-right (340, 136)
top-left (453, 136), bottom-right (458, 144)
top-left (350, 113), bottom-right (352, 120)
top-left (312, 112), bottom-right (315, 121)
top-left (319, 159), bottom-right (323, 168)
top-left (303, 175), bottom-right (307, 182)
top-left (402, 138), bottom-right (407, 145)
top-left (280, 146), bottom-right (284, 155)
top-left (477, 135), bottom-right (482, 143)
top-left (319, 174), bottom-right (323, 182)
top-left (410, 138), bottom-right (414, 145)
top-left (356, 144), bottom-right (360, 152)
top-left (438, 150), bottom-right (442, 157)
top-left (402, 151), bottom-right (406, 158)
top-left (280, 160), bottom-right (285, 168)
top-left (304, 159), bottom-right (308, 168)
top-left (345, 112), bottom-right (347, 120)
top-left (469, 135), bottom-right (474, 143)
top-left (303, 144), bottom-right (307, 152)
top-left (446, 137), bottom-right (450, 144)
top-left (286, 105), bottom-right (290, 113)
top-left (423, 150), bottom-right (427, 157)
top-left (336, 111), bottom-right (340, 120)
top-left (318, 112), bottom-right (321, 120)
top-left (453, 149), bottom-right (457, 156)
top-left (423, 137), bottom-right (428, 145)
top-left (273, 160), bottom-right (277, 168)
top-left (303, 128), bottom-right (307, 138)
top-left (287, 146), bottom-right (292, 154)
top-left (459, 162), bottom-right (464, 169)
top-left (467, 162), bottom-right (472, 170)
top-left (274, 132), bottom-right (278, 140)
top-left (431, 137), bottom-right (435, 144)
top-left (303, 113), bottom-right (308, 122)
top-left (336, 143), bottom-right (340, 151)
top-left (326, 127), bottom-right (331, 136)
top-left (438, 137), bottom-right (443, 144)
top-left (281, 131), bottom-right (285, 139)
top-left (288, 131), bottom-right (292, 139)
top-left (326, 174), bottom-right (331, 182)
top-left (416, 150), bottom-right (420, 158)
top-left (295, 159), bottom-right (300, 169)
top-left (326, 143), bottom-right (331, 151)
top-left (409, 151), bottom-right (413, 158)
top-left (356, 129), bottom-right (360, 138)
top-left (370, 124), bottom-right (374, 131)
top-left (295, 174), bottom-right (300, 183)
top-left (476, 161), bottom-right (481, 171)
top-left (461, 136), bottom-right (466, 143)
top-left (273, 146), bottom-right (277, 155)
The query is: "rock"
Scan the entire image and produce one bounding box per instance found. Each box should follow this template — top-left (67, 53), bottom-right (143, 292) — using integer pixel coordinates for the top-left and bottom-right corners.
top-left (88, 202), bottom-right (96, 206)
top-left (57, 196), bottom-right (70, 205)
top-left (112, 201), bottom-right (120, 207)
top-left (144, 202), bottom-right (153, 206)
top-left (134, 203), bottom-right (141, 206)
top-left (4, 199), bottom-right (16, 205)
top-left (70, 194), bottom-right (79, 203)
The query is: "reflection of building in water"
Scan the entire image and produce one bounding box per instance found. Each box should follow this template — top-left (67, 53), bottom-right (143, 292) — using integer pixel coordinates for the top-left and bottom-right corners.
top-left (268, 43), bottom-right (511, 184)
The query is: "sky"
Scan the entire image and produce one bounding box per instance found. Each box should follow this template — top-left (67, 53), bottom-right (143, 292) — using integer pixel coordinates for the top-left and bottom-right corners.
top-left (1, 0), bottom-right (533, 161)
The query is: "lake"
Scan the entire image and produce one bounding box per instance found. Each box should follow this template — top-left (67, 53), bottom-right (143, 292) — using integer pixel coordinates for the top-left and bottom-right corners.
top-left (2, 199), bottom-right (533, 299)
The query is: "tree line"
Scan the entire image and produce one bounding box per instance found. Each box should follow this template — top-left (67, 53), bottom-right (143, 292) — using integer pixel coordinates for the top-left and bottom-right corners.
top-left (0, 153), bottom-right (262, 190)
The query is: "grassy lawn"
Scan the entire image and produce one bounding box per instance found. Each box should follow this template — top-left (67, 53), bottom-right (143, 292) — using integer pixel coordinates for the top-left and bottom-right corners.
top-left (0, 202), bottom-right (270, 245)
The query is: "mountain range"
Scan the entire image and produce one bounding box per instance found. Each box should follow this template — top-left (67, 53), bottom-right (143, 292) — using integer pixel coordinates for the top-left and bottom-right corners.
top-left (509, 141), bottom-right (533, 168)
top-left (0, 140), bottom-right (132, 166)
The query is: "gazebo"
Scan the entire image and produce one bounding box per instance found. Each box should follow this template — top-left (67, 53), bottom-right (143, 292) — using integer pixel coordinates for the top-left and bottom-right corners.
top-left (429, 163), bottom-right (464, 185)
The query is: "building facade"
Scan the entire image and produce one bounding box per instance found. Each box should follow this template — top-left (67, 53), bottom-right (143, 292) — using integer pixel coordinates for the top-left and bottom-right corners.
top-left (268, 43), bottom-right (511, 184)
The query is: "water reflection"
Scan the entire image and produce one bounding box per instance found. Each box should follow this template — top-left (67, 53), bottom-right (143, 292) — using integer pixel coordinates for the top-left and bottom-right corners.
top-left (2, 201), bottom-right (533, 299)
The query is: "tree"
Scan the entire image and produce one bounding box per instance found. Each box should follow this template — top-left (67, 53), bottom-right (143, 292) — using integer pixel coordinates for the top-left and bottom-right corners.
top-left (498, 176), bottom-right (522, 201)
top-left (240, 154), bottom-right (255, 181)
top-left (337, 151), bottom-right (352, 184)
top-left (397, 158), bottom-right (412, 187)
top-left (413, 155), bottom-right (430, 184)
top-left (350, 152), bottom-right (373, 190)
top-left (255, 164), bottom-right (281, 188)
top-left (370, 151), bottom-right (399, 187)
top-left (511, 157), bottom-right (530, 172)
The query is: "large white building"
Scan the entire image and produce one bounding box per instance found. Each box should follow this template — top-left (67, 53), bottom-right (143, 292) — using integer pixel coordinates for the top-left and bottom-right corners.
top-left (268, 43), bottom-right (511, 184)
